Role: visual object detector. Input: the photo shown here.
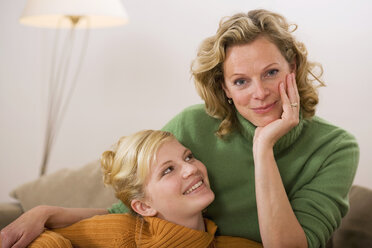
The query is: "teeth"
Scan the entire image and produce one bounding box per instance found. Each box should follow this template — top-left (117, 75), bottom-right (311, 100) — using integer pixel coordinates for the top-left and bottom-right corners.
top-left (184, 181), bottom-right (203, 195)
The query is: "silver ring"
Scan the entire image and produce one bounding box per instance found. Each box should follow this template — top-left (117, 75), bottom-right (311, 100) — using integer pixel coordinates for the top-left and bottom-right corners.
top-left (290, 102), bottom-right (298, 107)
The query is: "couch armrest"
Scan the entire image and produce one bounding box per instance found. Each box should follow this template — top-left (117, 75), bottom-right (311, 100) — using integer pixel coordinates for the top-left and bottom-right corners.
top-left (0, 202), bottom-right (23, 229)
top-left (331, 185), bottom-right (372, 248)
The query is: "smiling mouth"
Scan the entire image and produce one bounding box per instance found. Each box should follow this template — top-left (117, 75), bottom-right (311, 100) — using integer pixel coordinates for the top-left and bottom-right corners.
top-left (183, 180), bottom-right (204, 195)
top-left (251, 101), bottom-right (277, 113)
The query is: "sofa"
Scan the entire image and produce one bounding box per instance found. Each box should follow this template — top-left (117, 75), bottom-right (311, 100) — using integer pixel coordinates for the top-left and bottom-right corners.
top-left (1, 160), bottom-right (371, 247)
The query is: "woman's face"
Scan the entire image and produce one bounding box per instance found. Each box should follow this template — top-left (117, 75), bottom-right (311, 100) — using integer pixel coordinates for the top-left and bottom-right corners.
top-left (223, 36), bottom-right (294, 127)
top-left (144, 139), bottom-right (215, 224)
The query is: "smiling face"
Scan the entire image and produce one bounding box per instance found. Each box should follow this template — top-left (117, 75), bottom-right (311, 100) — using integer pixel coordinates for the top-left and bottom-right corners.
top-left (142, 139), bottom-right (214, 227)
top-left (223, 36), bottom-right (295, 127)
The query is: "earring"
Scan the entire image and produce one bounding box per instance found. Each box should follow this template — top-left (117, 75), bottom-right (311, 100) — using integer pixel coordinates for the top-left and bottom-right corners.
top-left (227, 98), bottom-right (233, 105)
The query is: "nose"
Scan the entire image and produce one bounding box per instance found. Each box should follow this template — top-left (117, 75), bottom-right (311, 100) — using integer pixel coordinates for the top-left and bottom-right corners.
top-left (252, 80), bottom-right (269, 100)
top-left (182, 162), bottom-right (198, 179)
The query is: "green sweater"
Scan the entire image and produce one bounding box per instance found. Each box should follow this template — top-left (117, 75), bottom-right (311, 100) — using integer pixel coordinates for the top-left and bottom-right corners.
top-left (109, 104), bottom-right (359, 248)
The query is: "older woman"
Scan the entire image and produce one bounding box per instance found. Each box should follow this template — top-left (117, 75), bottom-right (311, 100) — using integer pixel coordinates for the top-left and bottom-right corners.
top-left (1, 9), bottom-right (358, 248)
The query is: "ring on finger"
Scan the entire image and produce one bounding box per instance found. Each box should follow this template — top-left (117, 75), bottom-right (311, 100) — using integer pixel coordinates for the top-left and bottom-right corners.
top-left (290, 102), bottom-right (298, 107)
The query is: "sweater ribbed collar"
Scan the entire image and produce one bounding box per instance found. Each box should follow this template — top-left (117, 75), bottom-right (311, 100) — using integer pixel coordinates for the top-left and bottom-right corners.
top-left (236, 111), bottom-right (304, 154)
top-left (135, 216), bottom-right (217, 247)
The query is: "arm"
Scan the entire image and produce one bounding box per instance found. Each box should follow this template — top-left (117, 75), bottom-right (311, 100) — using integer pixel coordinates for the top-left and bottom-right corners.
top-left (0, 205), bottom-right (108, 248)
top-left (254, 146), bottom-right (307, 248)
top-left (28, 230), bottom-right (73, 248)
top-left (253, 73), bottom-right (307, 248)
top-left (31, 214), bottom-right (135, 248)
top-left (290, 130), bottom-right (358, 247)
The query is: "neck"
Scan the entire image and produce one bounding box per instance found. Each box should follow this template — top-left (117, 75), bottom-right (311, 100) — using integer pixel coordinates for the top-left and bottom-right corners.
top-left (158, 212), bottom-right (205, 231)
top-left (185, 213), bottom-right (205, 231)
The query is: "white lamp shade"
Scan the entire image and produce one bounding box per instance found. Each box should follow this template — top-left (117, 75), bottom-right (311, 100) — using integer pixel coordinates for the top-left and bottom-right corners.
top-left (20, 0), bottom-right (129, 28)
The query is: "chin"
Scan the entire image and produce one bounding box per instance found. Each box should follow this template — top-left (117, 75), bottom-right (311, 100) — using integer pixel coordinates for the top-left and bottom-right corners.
top-left (198, 191), bottom-right (215, 211)
top-left (253, 116), bottom-right (281, 127)
top-left (252, 117), bottom-right (279, 127)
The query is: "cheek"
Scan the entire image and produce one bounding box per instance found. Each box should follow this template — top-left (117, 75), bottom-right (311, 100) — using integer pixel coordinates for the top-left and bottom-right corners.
top-left (198, 163), bottom-right (210, 185)
top-left (266, 77), bottom-right (283, 95)
top-left (271, 81), bottom-right (281, 95)
top-left (156, 179), bottom-right (181, 197)
top-left (231, 90), bottom-right (252, 105)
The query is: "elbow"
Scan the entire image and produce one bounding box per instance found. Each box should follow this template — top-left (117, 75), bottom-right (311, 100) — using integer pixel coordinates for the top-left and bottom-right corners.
top-left (277, 243), bottom-right (307, 248)
top-left (263, 234), bottom-right (308, 248)
top-left (265, 241), bottom-right (307, 248)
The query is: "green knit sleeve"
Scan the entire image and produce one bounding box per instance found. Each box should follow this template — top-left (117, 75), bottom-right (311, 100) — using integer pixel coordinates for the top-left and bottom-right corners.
top-left (291, 131), bottom-right (359, 248)
top-left (107, 200), bottom-right (129, 214)
top-left (161, 104), bottom-right (202, 142)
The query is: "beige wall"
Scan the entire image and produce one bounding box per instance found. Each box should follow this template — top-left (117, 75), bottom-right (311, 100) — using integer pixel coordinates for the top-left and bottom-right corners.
top-left (1, 0), bottom-right (371, 203)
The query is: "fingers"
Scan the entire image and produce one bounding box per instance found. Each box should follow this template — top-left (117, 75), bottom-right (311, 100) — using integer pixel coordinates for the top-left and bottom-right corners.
top-left (1, 228), bottom-right (21, 248)
top-left (280, 73), bottom-right (299, 114)
top-left (1, 229), bottom-right (14, 248)
top-left (11, 236), bottom-right (30, 248)
top-left (287, 73), bottom-right (300, 108)
top-left (1, 229), bottom-right (38, 248)
top-left (279, 73), bottom-right (300, 131)
top-left (279, 80), bottom-right (291, 114)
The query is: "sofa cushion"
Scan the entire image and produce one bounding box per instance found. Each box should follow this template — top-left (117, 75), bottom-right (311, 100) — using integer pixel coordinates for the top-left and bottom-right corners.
top-left (10, 160), bottom-right (118, 212)
top-left (0, 202), bottom-right (23, 229)
top-left (331, 185), bottom-right (372, 248)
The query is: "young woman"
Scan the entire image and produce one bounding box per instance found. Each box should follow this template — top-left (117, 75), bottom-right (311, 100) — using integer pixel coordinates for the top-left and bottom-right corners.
top-left (25, 130), bottom-right (262, 248)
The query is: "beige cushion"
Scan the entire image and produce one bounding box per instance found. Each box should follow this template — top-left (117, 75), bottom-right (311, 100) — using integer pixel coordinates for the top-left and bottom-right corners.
top-left (0, 202), bottom-right (23, 229)
top-left (331, 185), bottom-right (372, 248)
top-left (10, 160), bottom-right (118, 211)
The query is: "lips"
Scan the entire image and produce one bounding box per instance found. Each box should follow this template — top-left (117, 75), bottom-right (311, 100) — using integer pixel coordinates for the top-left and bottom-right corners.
top-left (183, 178), bottom-right (204, 195)
top-left (251, 101), bottom-right (277, 114)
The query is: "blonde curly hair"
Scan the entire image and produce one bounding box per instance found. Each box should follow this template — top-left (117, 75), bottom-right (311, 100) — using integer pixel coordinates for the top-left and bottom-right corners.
top-left (100, 130), bottom-right (174, 215)
top-left (191, 9), bottom-right (325, 138)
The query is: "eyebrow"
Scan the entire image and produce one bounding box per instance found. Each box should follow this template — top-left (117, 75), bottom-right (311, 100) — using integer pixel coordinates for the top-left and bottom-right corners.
top-left (229, 62), bottom-right (279, 78)
top-left (156, 148), bottom-right (190, 172)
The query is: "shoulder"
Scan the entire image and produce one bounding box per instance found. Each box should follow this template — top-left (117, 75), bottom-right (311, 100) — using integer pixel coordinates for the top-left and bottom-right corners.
top-left (162, 104), bottom-right (220, 140)
top-left (165, 104), bottom-right (211, 123)
top-left (304, 116), bottom-right (358, 146)
top-left (28, 230), bottom-right (73, 248)
top-left (59, 213), bottom-right (137, 231)
top-left (87, 213), bottom-right (137, 226)
top-left (52, 214), bottom-right (137, 248)
top-left (302, 116), bottom-right (359, 169)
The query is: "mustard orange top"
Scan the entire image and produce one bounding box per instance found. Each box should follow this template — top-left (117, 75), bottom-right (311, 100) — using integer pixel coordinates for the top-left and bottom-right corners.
top-left (28, 214), bottom-right (263, 248)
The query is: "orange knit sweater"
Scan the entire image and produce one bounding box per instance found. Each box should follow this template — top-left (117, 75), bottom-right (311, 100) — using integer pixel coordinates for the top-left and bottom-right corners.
top-left (28, 214), bottom-right (263, 248)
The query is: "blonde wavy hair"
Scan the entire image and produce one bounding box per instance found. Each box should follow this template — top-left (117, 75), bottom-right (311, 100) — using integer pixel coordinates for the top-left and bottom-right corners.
top-left (192, 9), bottom-right (325, 138)
top-left (101, 130), bottom-right (175, 215)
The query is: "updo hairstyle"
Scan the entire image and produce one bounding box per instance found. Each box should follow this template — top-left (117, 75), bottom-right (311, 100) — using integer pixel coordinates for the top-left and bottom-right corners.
top-left (100, 130), bottom-right (175, 215)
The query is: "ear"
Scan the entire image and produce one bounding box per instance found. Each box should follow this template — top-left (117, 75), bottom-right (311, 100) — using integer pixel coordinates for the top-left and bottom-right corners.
top-left (222, 82), bottom-right (232, 99)
top-left (131, 199), bottom-right (157, 217)
top-left (290, 58), bottom-right (297, 74)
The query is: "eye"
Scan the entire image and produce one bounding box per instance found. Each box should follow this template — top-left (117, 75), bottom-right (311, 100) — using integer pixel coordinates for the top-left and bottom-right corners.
top-left (185, 152), bottom-right (194, 162)
top-left (233, 79), bottom-right (246, 86)
top-left (162, 166), bottom-right (174, 176)
top-left (266, 69), bottom-right (279, 77)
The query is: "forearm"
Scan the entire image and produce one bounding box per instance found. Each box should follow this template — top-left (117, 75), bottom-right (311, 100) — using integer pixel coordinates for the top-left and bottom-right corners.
top-left (254, 146), bottom-right (307, 248)
top-left (42, 206), bottom-right (109, 229)
top-left (0, 205), bottom-right (107, 248)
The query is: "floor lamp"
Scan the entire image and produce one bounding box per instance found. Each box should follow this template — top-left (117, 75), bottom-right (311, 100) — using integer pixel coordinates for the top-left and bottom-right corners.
top-left (19, 0), bottom-right (129, 176)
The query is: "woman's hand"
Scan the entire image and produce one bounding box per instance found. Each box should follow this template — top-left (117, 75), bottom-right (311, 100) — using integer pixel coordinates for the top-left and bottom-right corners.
top-left (0, 206), bottom-right (108, 248)
top-left (0, 205), bottom-right (50, 248)
top-left (253, 73), bottom-right (300, 151)
top-left (253, 73), bottom-right (307, 248)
